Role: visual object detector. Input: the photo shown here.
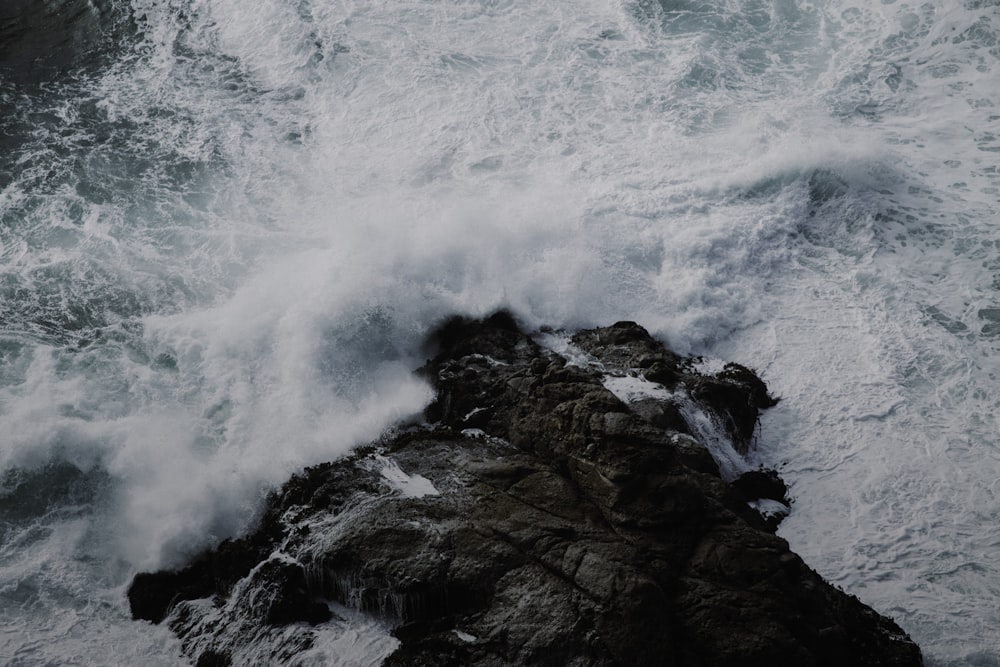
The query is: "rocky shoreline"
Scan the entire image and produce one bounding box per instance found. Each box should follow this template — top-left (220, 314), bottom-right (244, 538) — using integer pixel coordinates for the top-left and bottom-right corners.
top-left (128, 313), bottom-right (923, 666)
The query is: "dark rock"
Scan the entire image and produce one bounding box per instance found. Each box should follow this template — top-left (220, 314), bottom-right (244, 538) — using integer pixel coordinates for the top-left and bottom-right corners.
top-left (732, 468), bottom-right (792, 532)
top-left (126, 534), bottom-right (272, 623)
top-left (733, 468), bottom-right (790, 504)
top-left (688, 363), bottom-right (779, 452)
top-left (572, 321), bottom-right (683, 388)
top-left (128, 567), bottom-right (213, 624)
top-left (127, 314), bottom-right (922, 666)
top-left (259, 560), bottom-right (333, 626)
top-left (195, 649), bottom-right (232, 667)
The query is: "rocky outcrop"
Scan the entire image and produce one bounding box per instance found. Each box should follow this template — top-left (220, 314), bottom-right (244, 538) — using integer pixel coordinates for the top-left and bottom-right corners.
top-left (128, 313), bottom-right (922, 666)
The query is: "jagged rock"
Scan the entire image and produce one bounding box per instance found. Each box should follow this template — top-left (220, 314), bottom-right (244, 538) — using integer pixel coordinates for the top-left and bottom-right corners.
top-left (732, 468), bottom-right (792, 532)
top-left (733, 468), bottom-right (790, 504)
top-left (127, 314), bottom-right (922, 666)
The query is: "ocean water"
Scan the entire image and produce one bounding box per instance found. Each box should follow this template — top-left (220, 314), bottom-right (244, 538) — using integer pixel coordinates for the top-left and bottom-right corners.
top-left (1, 0), bottom-right (998, 664)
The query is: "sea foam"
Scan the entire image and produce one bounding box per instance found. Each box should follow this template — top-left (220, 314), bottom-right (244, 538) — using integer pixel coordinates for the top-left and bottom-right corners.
top-left (1, 0), bottom-right (999, 663)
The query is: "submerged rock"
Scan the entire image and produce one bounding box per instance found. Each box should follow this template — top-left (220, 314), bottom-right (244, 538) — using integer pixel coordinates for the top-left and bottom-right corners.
top-left (128, 314), bottom-right (922, 666)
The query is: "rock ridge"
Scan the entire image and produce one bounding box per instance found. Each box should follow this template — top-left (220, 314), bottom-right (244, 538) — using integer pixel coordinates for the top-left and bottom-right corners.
top-left (127, 313), bottom-right (922, 666)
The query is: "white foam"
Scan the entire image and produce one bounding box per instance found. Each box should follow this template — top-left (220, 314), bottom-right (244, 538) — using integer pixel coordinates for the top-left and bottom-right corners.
top-left (371, 455), bottom-right (439, 499)
top-left (748, 499), bottom-right (790, 523)
top-left (294, 606), bottom-right (398, 667)
top-left (453, 629), bottom-right (477, 643)
top-left (462, 407), bottom-right (487, 422)
top-left (536, 332), bottom-right (601, 369)
top-left (602, 375), bottom-right (674, 404)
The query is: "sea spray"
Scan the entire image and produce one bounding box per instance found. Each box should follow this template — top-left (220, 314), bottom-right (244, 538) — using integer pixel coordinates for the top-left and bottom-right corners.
top-left (1, 0), bottom-right (998, 663)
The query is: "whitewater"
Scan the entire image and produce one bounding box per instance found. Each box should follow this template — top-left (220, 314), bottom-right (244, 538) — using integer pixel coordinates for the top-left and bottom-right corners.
top-left (0, 0), bottom-right (997, 664)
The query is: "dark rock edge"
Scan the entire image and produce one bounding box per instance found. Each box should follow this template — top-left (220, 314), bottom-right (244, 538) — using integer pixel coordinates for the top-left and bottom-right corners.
top-left (128, 313), bottom-right (922, 666)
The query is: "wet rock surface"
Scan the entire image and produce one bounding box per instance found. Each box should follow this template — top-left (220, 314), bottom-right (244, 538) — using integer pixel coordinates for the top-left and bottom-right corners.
top-left (128, 313), bottom-right (922, 666)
